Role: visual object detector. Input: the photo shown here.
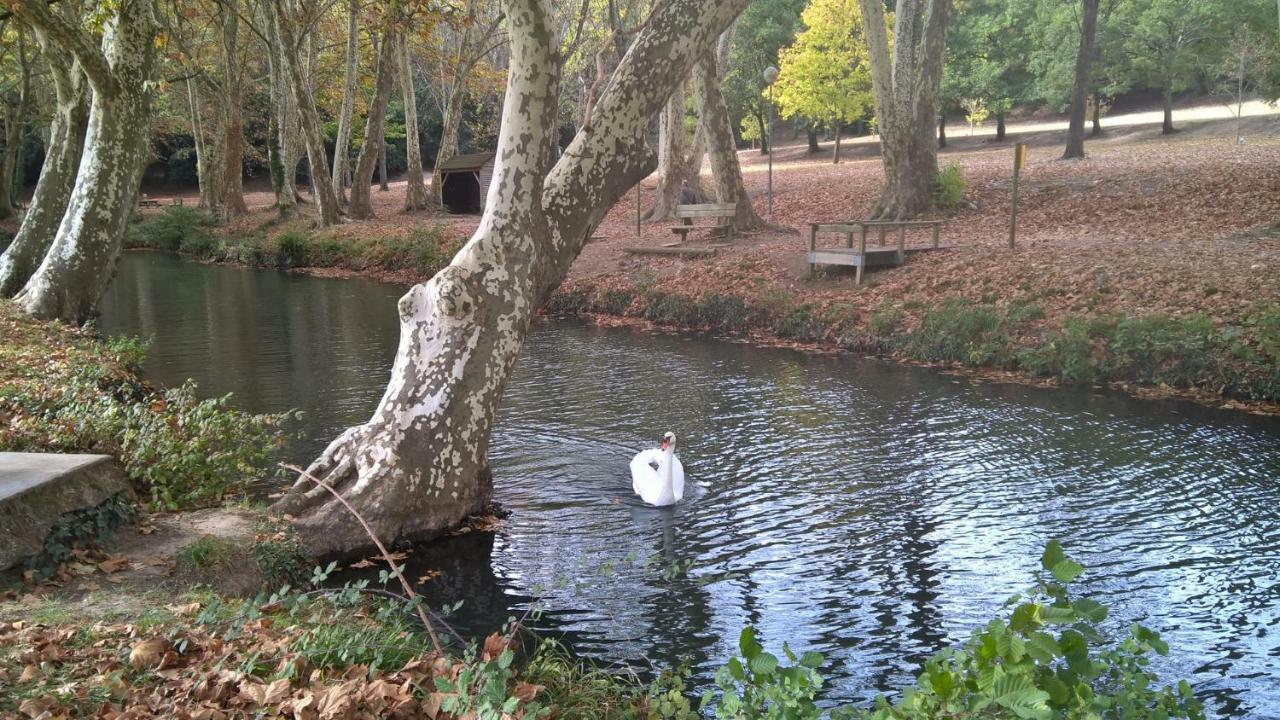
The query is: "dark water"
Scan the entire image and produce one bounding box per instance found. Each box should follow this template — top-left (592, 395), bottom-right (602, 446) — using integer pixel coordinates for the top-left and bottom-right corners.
top-left (99, 252), bottom-right (1280, 717)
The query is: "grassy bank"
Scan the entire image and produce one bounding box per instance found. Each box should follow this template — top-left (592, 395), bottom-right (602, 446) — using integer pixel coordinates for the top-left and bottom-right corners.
top-left (0, 300), bottom-right (293, 511)
top-left (549, 279), bottom-right (1280, 409)
top-left (126, 206), bottom-right (460, 281)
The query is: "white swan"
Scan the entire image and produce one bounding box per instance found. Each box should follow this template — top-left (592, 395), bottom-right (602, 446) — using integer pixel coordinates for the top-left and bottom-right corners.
top-left (631, 432), bottom-right (685, 506)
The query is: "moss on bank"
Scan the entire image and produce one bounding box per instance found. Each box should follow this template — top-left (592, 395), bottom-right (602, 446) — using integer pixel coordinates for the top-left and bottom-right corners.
top-left (548, 282), bottom-right (1280, 406)
top-left (126, 206), bottom-right (460, 278)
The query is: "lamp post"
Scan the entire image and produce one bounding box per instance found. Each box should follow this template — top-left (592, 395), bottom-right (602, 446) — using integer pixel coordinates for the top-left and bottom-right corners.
top-left (763, 66), bottom-right (779, 219)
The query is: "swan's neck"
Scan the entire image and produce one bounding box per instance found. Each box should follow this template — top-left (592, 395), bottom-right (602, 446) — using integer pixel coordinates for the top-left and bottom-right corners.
top-left (661, 448), bottom-right (674, 489)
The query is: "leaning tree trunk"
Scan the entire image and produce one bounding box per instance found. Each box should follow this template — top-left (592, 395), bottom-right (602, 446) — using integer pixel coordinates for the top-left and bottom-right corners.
top-left (218, 4), bottom-right (249, 219)
top-left (274, 0), bottom-right (751, 558)
top-left (0, 37), bottom-right (88, 298)
top-left (272, 2), bottom-right (341, 227)
top-left (333, 0), bottom-right (359, 206)
top-left (1062, 0), bottom-right (1099, 159)
top-left (401, 36), bottom-right (430, 212)
top-left (858, 0), bottom-right (952, 219)
top-left (12, 0), bottom-right (159, 323)
top-left (692, 49), bottom-right (771, 233)
top-left (349, 30), bottom-right (399, 220)
top-left (0, 33), bottom-right (32, 222)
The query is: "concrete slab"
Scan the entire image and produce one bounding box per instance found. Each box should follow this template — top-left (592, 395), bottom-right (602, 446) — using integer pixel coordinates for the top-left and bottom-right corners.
top-left (0, 452), bottom-right (130, 571)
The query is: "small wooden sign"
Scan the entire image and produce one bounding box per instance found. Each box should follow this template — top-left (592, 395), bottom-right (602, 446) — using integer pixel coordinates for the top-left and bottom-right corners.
top-left (1015, 143), bottom-right (1028, 171)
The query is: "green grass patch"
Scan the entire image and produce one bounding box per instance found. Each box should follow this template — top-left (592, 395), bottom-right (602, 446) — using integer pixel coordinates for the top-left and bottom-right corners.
top-left (175, 535), bottom-right (238, 572)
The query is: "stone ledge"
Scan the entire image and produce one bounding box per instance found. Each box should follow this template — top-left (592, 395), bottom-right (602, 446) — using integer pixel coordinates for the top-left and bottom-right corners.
top-left (1, 453), bottom-right (131, 570)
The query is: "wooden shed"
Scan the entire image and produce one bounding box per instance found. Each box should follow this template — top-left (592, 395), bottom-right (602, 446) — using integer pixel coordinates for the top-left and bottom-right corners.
top-left (437, 152), bottom-right (496, 214)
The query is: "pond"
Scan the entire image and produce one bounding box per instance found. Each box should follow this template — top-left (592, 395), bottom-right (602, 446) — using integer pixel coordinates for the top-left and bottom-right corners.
top-left (99, 251), bottom-right (1280, 716)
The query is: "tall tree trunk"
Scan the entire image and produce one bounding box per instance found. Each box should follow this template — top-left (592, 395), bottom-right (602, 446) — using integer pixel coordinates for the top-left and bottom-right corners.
top-left (0, 35), bottom-right (88, 298)
top-left (645, 84), bottom-right (695, 221)
top-left (1062, 0), bottom-right (1099, 159)
top-left (401, 37), bottom-right (430, 211)
top-left (858, 0), bottom-right (952, 219)
top-left (11, 0), bottom-right (159, 323)
top-left (1161, 81), bottom-right (1175, 134)
top-left (0, 32), bottom-right (32, 221)
top-left (938, 111), bottom-right (947, 149)
top-left (756, 111), bottom-right (769, 154)
top-left (806, 127), bottom-right (820, 153)
top-left (432, 83), bottom-right (466, 205)
top-left (333, 0), bottom-right (359, 206)
top-left (833, 122), bottom-right (842, 163)
top-left (349, 30), bottom-right (399, 219)
top-left (274, 0), bottom-right (751, 558)
top-left (378, 143), bottom-right (390, 190)
top-left (692, 49), bottom-right (770, 233)
top-left (995, 111), bottom-right (1006, 141)
top-left (186, 78), bottom-right (217, 211)
top-left (272, 1), bottom-right (341, 227)
top-left (259, 0), bottom-right (299, 218)
top-left (219, 3), bottom-right (249, 218)
top-left (1091, 91), bottom-right (1103, 136)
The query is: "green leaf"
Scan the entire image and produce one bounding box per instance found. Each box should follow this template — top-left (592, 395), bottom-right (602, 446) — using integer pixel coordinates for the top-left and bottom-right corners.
top-left (992, 675), bottom-right (1053, 720)
top-left (739, 627), bottom-right (762, 659)
top-left (928, 669), bottom-right (956, 699)
top-left (727, 656), bottom-right (745, 681)
top-left (799, 651), bottom-right (824, 669)
top-left (1041, 540), bottom-right (1066, 571)
top-left (749, 652), bottom-right (779, 676)
top-left (1025, 632), bottom-right (1060, 663)
top-left (1050, 559), bottom-right (1084, 584)
top-left (1071, 598), bottom-right (1108, 623)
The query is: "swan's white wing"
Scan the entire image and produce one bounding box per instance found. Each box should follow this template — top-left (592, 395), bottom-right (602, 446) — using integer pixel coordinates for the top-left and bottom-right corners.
top-left (631, 449), bottom-right (663, 502)
top-left (671, 455), bottom-right (685, 501)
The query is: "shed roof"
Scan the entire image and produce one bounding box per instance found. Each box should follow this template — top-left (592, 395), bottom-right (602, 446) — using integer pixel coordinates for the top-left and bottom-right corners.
top-left (437, 152), bottom-right (495, 173)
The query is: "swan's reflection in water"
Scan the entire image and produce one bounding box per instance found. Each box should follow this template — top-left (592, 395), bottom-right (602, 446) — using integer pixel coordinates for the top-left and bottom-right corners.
top-left (98, 254), bottom-right (1280, 717)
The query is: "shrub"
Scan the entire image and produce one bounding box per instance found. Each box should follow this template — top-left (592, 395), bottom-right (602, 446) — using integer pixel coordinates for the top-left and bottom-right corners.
top-left (127, 206), bottom-right (213, 253)
top-left (274, 231), bottom-right (311, 268)
top-left (596, 288), bottom-right (634, 315)
top-left (852, 542), bottom-right (1204, 720)
top-left (775, 305), bottom-right (827, 342)
top-left (698, 292), bottom-right (748, 331)
top-left (1, 307), bottom-right (295, 510)
top-left (933, 162), bottom-right (966, 211)
top-left (545, 288), bottom-right (591, 315)
top-left (868, 304), bottom-right (904, 338)
top-left (644, 292), bottom-right (700, 325)
top-left (900, 298), bottom-right (1006, 365)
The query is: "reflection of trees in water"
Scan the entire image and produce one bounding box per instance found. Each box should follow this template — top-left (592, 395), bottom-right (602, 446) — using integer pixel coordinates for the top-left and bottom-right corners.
top-left (631, 507), bottom-right (718, 677)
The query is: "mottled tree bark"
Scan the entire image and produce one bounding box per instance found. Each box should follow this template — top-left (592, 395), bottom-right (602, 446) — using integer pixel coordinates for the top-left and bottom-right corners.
top-left (349, 29), bottom-right (399, 220)
top-left (11, 0), bottom-right (160, 323)
top-left (0, 31), bottom-right (32, 221)
top-left (218, 2), bottom-right (249, 218)
top-left (333, 0), bottom-right (360, 206)
top-left (858, 0), bottom-right (952, 219)
top-left (692, 49), bottom-right (771, 233)
top-left (272, 1), bottom-right (341, 227)
top-left (400, 36), bottom-right (430, 212)
top-left (186, 78), bottom-right (219, 211)
top-left (645, 85), bottom-right (697, 221)
top-left (276, 0), bottom-right (752, 557)
top-left (1063, 0), bottom-right (1099, 159)
top-left (806, 127), bottom-right (820, 153)
top-left (432, 82), bottom-right (466, 205)
top-left (258, 0), bottom-right (299, 218)
top-left (1091, 91), bottom-right (1103, 136)
top-left (0, 31), bottom-right (88, 298)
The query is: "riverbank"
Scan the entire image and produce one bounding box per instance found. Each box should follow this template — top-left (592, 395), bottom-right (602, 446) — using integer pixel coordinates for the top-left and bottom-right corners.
top-left (120, 110), bottom-right (1280, 415)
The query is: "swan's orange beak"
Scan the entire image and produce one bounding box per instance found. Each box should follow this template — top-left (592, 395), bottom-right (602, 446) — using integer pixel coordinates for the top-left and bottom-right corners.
top-left (660, 440), bottom-right (669, 451)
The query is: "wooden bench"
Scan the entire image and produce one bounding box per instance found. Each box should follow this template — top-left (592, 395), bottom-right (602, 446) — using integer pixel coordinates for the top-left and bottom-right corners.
top-left (670, 202), bottom-right (736, 242)
top-left (807, 219), bottom-right (944, 284)
top-left (138, 197), bottom-right (161, 209)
